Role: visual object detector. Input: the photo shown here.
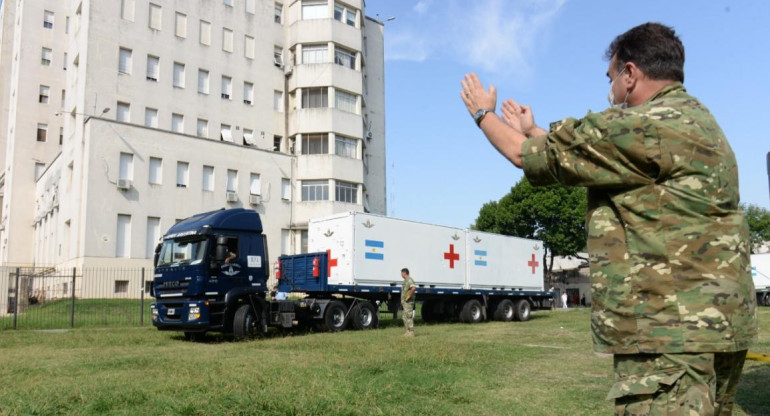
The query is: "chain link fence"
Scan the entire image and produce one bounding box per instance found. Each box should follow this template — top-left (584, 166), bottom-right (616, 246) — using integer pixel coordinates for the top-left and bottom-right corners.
top-left (0, 266), bottom-right (153, 330)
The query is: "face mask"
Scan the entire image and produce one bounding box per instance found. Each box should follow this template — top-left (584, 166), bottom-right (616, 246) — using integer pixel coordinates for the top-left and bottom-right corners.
top-left (607, 67), bottom-right (629, 109)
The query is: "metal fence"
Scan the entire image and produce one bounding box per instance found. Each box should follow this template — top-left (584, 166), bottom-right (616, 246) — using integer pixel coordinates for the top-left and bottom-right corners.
top-left (0, 266), bottom-right (153, 330)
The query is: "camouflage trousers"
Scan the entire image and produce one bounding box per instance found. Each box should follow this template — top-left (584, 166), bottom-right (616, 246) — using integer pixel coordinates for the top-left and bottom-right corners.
top-left (609, 350), bottom-right (748, 416)
top-left (401, 302), bottom-right (415, 333)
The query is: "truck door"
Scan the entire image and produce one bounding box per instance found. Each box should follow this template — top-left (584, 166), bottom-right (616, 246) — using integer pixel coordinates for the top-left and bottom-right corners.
top-left (216, 236), bottom-right (244, 287)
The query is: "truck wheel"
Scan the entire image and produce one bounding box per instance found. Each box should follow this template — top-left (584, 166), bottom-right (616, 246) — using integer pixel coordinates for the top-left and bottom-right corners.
top-left (351, 301), bottom-right (378, 330)
top-left (460, 299), bottom-right (484, 324)
top-left (493, 299), bottom-right (515, 321)
top-left (233, 304), bottom-right (259, 340)
top-left (763, 293), bottom-right (770, 307)
top-left (513, 299), bottom-right (531, 322)
top-left (421, 300), bottom-right (436, 323)
top-left (321, 301), bottom-right (349, 332)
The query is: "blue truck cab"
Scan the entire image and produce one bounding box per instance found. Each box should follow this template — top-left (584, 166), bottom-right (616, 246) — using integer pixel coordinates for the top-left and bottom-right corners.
top-left (151, 208), bottom-right (270, 339)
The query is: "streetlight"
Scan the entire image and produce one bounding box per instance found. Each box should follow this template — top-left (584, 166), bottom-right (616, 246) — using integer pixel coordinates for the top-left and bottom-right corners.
top-left (54, 107), bottom-right (110, 122)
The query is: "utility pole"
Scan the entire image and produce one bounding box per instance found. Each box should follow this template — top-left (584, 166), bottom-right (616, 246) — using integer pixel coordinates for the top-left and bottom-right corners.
top-left (767, 151), bottom-right (770, 204)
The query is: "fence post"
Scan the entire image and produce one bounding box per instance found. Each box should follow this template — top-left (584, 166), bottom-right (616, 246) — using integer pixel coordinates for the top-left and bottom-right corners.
top-left (70, 267), bottom-right (76, 328)
top-left (13, 268), bottom-right (20, 330)
top-left (140, 268), bottom-right (145, 326)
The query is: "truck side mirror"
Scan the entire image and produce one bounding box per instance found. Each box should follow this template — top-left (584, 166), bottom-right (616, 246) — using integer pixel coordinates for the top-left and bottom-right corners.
top-left (215, 237), bottom-right (228, 262)
top-left (153, 243), bottom-right (162, 267)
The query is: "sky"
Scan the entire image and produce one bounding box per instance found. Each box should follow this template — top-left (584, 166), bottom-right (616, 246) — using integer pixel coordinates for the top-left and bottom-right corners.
top-left (365, 0), bottom-right (770, 228)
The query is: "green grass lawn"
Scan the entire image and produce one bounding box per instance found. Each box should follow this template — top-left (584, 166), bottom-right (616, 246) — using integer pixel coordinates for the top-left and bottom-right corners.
top-left (0, 299), bottom-right (151, 330)
top-left (0, 308), bottom-right (768, 416)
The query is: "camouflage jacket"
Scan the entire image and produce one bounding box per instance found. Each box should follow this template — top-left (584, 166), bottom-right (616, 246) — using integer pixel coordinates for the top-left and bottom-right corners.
top-left (521, 82), bottom-right (758, 354)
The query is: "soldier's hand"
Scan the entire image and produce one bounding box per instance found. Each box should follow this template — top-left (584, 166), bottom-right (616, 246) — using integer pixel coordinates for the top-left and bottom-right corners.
top-left (501, 99), bottom-right (535, 135)
top-left (460, 73), bottom-right (497, 115)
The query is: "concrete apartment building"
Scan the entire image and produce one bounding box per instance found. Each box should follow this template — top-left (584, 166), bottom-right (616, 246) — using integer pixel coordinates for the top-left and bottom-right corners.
top-left (0, 0), bottom-right (387, 275)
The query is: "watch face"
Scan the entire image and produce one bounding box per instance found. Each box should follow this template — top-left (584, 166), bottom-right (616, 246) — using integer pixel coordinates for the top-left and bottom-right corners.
top-left (474, 110), bottom-right (485, 120)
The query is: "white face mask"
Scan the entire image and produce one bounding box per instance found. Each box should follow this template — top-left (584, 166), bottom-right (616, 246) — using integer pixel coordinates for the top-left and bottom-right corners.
top-left (607, 67), bottom-right (629, 109)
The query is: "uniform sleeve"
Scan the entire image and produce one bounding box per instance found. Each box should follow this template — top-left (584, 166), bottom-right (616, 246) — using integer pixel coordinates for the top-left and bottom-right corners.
top-left (521, 110), bottom-right (658, 188)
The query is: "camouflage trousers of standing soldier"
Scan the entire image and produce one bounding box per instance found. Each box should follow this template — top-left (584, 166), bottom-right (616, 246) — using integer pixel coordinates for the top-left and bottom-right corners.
top-left (402, 302), bottom-right (414, 333)
top-left (609, 350), bottom-right (748, 416)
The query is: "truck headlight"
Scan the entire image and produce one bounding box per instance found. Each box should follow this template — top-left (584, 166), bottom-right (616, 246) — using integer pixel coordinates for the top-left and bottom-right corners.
top-left (151, 308), bottom-right (158, 320)
top-left (188, 307), bottom-right (200, 321)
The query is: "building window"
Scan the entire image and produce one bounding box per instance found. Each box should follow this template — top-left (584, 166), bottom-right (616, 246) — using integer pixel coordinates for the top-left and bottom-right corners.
top-left (175, 12), bottom-right (186, 37)
top-left (119, 152), bottom-right (134, 180)
top-left (273, 90), bottom-right (283, 112)
top-left (301, 133), bottom-right (328, 155)
top-left (334, 3), bottom-right (356, 26)
top-left (246, 0), bottom-right (256, 14)
top-left (221, 76), bottom-right (232, 99)
top-left (335, 136), bottom-right (356, 158)
top-left (116, 215), bottom-right (132, 258)
top-left (302, 1), bottom-right (327, 20)
top-left (302, 87), bottom-right (328, 108)
top-left (223, 0), bottom-right (233, 6)
top-left (43, 10), bottom-right (54, 29)
top-left (121, 0), bottom-right (135, 21)
top-left (176, 162), bottom-right (189, 187)
top-left (223, 28), bottom-right (234, 53)
top-left (335, 181), bottom-right (357, 203)
top-left (149, 157), bottom-right (162, 184)
top-left (250, 173), bottom-right (261, 195)
top-left (274, 136), bottom-right (283, 152)
top-left (302, 44), bottom-right (327, 64)
top-left (173, 62), bottom-right (185, 88)
top-left (149, 3), bottom-right (162, 30)
top-left (243, 82), bottom-right (254, 105)
top-left (244, 35), bottom-right (255, 59)
top-left (198, 69), bottom-right (209, 94)
top-left (118, 47), bottom-right (132, 74)
top-left (59, 127), bottom-right (64, 144)
top-left (146, 55), bottom-right (159, 81)
top-left (334, 46), bottom-right (355, 69)
top-left (197, 118), bottom-right (208, 137)
top-left (281, 178), bottom-right (291, 200)
top-left (274, 46), bottom-right (284, 67)
top-left (171, 113), bottom-right (184, 133)
top-left (41, 48), bottom-right (52, 66)
top-left (226, 170), bottom-right (238, 192)
top-left (199, 20), bottom-right (211, 45)
top-left (116, 102), bottom-right (130, 122)
top-left (60, 89), bottom-right (66, 108)
top-left (35, 163), bottom-right (46, 180)
top-left (243, 129), bottom-right (256, 146)
top-left (220, 124), bottom-right (233, 142)
top-left (144, 107), bottom-right (158, 127)
top-left (274, 3), bottom-right (283, 23)
top-left (335, 90), bottom-right (357, 113)
top-left (63, 52), bottom-right (68, 70)
top-left (202, 165), bottom-right (214, 191)
top-left (114, 280), bottom-right (129, 293)
top-left (37, 123), bottom-right (48, 142)
top-left (302, 180), bottom-right (328, 201)
top-left (146, 217), bottom-right (161, 258)
top-left (39, 85), bottom-right (50, 103)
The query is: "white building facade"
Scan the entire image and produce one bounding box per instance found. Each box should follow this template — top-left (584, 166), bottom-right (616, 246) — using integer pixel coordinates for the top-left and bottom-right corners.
top-left (0, 0), bottom-right (387, 271)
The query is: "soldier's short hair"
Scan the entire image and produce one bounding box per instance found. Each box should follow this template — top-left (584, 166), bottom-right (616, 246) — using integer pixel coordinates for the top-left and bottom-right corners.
top-left (605, 22), bottom-right (685, 83)
top-left (401, 268), bottom-right (409, 275)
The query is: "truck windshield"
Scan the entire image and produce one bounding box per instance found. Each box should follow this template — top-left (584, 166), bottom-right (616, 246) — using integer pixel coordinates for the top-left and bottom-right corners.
top-left (157, 238), bottom-right (208, 267)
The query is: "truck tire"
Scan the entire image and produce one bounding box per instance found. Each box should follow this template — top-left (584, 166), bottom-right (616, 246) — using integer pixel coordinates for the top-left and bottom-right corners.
top-left (493, 299), bottom-right (515, 321)
top-left (460, 299), bottom-right (484, 324)
top-left (513, 299), bottom-right (531, 322)
top-left (351, 301), bottom-right (378, 330)
top-left (421, 300), bottom-right (437, 323)
top-left (233, 304), bottom-right (259, 340)
top-left (321, 300), bottom-right (349, 332)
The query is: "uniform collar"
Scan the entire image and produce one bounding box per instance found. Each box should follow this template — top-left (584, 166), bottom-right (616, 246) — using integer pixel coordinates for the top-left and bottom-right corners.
top-left (647, 81), bottom-right (686, 103)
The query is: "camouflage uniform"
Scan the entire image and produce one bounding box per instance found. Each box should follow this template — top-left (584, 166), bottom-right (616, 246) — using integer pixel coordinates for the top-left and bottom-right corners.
top-left (402, 276), bottom-right (416, 334)
top-left (521, 82), bottom-right (757, 413)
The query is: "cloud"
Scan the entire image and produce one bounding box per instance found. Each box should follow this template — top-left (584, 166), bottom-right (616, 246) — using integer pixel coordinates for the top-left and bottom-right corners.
top-left (384, 0), bottom-right (567, 78)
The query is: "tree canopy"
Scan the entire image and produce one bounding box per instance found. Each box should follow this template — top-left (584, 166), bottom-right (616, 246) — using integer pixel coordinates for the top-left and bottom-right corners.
top-left (743, 204), bottom-right (770, 253)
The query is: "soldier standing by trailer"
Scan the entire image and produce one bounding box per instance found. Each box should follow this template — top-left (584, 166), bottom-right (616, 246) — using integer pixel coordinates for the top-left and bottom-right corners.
top-left (461, 22), bottom-right (757, 415)
top-left (401, 268), bottom-right (416, 337)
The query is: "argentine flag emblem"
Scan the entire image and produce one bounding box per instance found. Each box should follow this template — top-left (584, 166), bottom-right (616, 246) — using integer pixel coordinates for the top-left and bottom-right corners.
top-left (365, 240), bottom-right (384, 260)
top-left (474, 250), bottom-right (487, 266)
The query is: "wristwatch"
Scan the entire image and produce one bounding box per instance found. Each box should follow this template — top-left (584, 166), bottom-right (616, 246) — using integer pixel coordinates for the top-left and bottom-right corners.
top-left (473, 108), bottom-right (493, 127)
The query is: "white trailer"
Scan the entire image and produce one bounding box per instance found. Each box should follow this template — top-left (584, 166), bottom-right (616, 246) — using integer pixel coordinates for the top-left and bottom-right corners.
top-left (752, 253), bottom-right (770, 306)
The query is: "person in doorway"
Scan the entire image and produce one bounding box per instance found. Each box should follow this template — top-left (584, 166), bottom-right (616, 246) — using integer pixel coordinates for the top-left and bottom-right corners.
top-left (580, 294), bottom-right (587, 307)
top-left (561, 292), bottom-right (568, 310)
top-left (461, 22), bottom-right (756, 414)
top-left (400, 268), bottom-right (416, 337)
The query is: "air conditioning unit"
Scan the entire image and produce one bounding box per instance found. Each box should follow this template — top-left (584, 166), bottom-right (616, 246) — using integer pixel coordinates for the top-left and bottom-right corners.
top-left (117, 179), bottom-right (132, 190)
top-left (226, 191), bottom-right (239, 202)
top-left (249, 194), bottom-right (262, 205)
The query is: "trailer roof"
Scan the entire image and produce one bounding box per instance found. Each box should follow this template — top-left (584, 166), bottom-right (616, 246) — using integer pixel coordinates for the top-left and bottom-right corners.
top-left (164, 208), bottom-right (263, 239)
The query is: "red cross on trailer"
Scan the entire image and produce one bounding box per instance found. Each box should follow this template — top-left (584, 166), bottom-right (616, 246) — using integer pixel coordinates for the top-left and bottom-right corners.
top-left (528, 253), bottom-right (539, 274)
top-left (327, 249), bottom-right (338, 276)
top-left (444, 244), bottom-right (460, 269)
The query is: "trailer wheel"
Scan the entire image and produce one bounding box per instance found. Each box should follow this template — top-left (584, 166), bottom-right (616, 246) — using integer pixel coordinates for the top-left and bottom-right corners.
top-left (421, 300), bottom-right (437, 323)
top-left (762, 293), bottom-right (770, 307)
top-left (233, 304), bottom-right (260, 340)
top-left (513, 299), bottom-right (531, 322)
top-left (493, 299), bottom-right (515, 321)
top-left (351, 301), bottom-right (379, 330)
top-left (321, 301), bottom-right (349, 332)
top-left (460, 299), bottom-right (484, 324)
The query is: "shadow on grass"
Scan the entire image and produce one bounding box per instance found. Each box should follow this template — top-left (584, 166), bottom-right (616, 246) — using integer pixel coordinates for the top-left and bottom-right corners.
top-left (735, 364), bottom-right (770, 416)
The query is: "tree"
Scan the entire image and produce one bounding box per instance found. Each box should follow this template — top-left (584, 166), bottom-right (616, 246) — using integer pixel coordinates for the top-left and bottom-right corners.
top-left (743, 204), bottom-right (770, 253)
top-left (474, 177), bottom-right (587, 284)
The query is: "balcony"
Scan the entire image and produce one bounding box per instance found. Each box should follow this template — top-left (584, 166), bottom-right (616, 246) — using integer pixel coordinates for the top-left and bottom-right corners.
top-left (289, 108), bottom-right (363, 139)
top-left (296, 154), bottom-right (364, 184)
top-left (288, 18), bottom-right (362, 52)
top-left (289, 63), bottom-right (362, 96)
